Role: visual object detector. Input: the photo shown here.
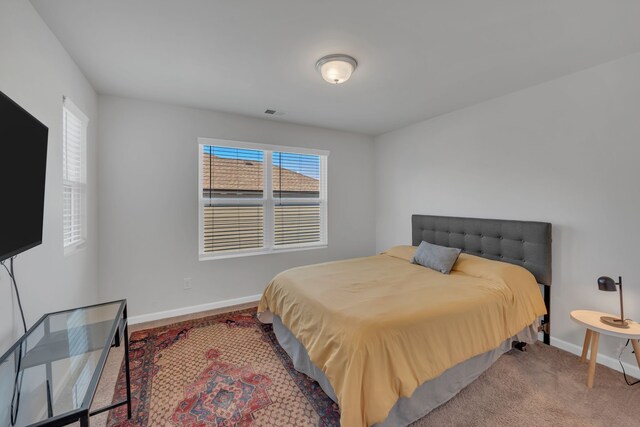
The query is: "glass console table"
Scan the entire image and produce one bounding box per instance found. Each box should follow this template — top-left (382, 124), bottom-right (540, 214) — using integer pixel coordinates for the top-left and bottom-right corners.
top-left (0, 300), bottom-right (131, 426)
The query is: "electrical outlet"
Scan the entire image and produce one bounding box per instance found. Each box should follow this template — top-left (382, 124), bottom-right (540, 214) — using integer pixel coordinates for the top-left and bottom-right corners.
top-left (183, 278), bottom-right (192, 290)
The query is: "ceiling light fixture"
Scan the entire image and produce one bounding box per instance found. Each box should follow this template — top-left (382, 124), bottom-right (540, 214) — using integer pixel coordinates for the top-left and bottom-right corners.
top-left (315, 54), bottom-right (358, 84)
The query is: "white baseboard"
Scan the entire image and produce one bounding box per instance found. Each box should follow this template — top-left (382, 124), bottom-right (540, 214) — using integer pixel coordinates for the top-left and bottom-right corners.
top-left (551, 336), bottom-right (640, 379)
top-left (128, 294), bottom-right (262, 325)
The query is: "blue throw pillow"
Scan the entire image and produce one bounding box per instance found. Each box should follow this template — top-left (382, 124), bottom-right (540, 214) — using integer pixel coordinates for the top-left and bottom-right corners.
top-left (412, 241), bottom-right (462, 274)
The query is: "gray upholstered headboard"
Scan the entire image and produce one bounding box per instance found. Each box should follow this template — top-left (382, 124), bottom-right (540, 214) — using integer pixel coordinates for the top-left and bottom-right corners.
top-left (412, 214), bottom-right (552, 286)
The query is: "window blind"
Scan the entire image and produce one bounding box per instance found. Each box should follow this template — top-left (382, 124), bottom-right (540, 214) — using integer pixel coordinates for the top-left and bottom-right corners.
top-left (272, 152), bottom-right (324, 246)
top-left (201, 147), bottom-right (265, 254)
top-left (199, 140), bottom-right (328, 259)
top-left (63, 99), bottom-right (87, 249)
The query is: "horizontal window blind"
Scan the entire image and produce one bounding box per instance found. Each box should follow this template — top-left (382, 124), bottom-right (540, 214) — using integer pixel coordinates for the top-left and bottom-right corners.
top-left (63, 109), bottom-right (83, 182)
top-left (274, 204), bottom-right (321, 245)
top-left (273, 151), bottom-right (324, 247)
top-left (272, 152), bottom-right (320, 198)
top-left (199, 140), bottom-right (328, 259)
top-left (203, 205), bottom-right (264, 252)
top-left (63, 99), bottom-right (87, 250)
top-left (202, 147), bottom-right (265, 254)
top-left (63, 184), bottom-right (84, 247)
top-left (202, 146), bottom-right (264, 198)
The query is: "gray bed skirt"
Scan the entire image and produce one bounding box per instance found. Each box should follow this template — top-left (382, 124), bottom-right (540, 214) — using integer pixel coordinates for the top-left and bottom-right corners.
top-left (272, 315), bottom-right (538, 427)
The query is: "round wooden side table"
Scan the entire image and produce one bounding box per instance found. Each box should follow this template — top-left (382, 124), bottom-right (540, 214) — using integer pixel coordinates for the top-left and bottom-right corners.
top-left (570, 309), bottom-right (640, 388)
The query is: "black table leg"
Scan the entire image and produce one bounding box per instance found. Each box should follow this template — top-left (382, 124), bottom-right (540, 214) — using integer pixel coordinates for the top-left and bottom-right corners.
top-left (123, 304), bottom-right (132, 419)
top-left (113, 324), bottom-right (120, 348)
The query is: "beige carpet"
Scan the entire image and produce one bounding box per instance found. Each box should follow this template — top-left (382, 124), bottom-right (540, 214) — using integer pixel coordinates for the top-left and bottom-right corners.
top-left (411, 343), bottom-right (640, 426)
top-left (90, 310), bottom-right (640, 426)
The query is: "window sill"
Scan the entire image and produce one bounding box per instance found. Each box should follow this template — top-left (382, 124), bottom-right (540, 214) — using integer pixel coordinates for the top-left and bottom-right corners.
top-left (64, 240), bottom-right (87, 257)
top-left (199, 244), bottom-right (327, 261)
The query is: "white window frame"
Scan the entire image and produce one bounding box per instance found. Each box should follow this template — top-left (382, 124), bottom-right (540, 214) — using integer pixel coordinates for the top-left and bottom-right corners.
top-left (62, 97), bottom-right (88, 256)
top-left (198, 137), bottom-right (329, 261)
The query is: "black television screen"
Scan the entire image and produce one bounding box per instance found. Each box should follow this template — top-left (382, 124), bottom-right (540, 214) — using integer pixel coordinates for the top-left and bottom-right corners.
top-left (0, 91), bottom-right (48, 261)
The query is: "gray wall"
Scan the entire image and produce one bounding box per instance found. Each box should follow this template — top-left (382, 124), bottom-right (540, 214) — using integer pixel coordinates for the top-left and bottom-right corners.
top-left (0, 0), bottom-right (99, 352)
top-left (374, 52), bottom-right (640, 366)
top-left (97, 95), bottom-right (376, 317)
top-left (0, 3), bottom-right (99, 422)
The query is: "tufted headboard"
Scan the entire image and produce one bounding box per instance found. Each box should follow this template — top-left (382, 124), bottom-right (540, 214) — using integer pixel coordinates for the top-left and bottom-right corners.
top-left (412, 214), bottom-right (552, 286)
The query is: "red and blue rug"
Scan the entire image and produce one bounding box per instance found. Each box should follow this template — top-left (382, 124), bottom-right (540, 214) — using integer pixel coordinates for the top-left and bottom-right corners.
top-left (107, 309), bottom-right (340, 426)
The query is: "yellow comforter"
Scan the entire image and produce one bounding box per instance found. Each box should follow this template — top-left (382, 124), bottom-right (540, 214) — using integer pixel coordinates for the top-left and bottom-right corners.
top-left (258, 246), bottom-right (547, 426)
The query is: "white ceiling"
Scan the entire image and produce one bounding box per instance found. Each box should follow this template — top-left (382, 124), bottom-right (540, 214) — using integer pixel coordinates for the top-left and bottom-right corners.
top-left (31, 0), bottom-right (640, 135)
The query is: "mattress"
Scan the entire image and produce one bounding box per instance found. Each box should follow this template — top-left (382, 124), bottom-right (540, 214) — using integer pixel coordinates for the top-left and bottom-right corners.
top-left (273, 315), bottom-right (538, 426)
top-left (258, 246), bottom-right (547, 426)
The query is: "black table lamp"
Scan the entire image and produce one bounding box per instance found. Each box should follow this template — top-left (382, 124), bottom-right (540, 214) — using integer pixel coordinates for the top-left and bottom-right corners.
top-left (597, 276), bottom-right (629, 328)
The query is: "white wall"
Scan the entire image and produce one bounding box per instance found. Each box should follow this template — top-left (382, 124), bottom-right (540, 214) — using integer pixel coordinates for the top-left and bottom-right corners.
top-left (0, 1), bottom-right (99, 352)
top-left (97, 95), bottom-right (376, 318)
top-left (375, 52), bottom-right (640, 365)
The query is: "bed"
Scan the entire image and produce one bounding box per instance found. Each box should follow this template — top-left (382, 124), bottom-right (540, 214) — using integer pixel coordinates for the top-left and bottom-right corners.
top-left (258, 214), bottom-right (552, 427)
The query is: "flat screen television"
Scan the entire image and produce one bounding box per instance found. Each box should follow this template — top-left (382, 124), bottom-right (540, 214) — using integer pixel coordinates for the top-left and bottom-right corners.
top-left (0, 91), bottom-right (48, 261)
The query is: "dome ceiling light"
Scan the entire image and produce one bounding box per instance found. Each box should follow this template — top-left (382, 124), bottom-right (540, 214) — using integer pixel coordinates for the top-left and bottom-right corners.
top-left (315, 54), bottom-right (358, 85)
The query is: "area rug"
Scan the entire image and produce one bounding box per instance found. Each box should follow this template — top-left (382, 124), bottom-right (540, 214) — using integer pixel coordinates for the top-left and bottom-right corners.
top-left (107, 308), bottom-right (640, 427)
top-left (107, 308), bottom-right (339, 426)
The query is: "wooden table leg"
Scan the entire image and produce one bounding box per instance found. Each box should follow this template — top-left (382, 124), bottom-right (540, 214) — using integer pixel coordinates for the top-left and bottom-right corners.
top-left (630, 339), bottom-right (640, 371)
top-left (581, 329), bottom-right (592, 363)
top-left (587, 331), bottom-right (600, 388)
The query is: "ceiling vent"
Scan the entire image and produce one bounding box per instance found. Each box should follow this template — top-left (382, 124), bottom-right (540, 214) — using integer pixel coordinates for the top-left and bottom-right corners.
top-left (264, 109), bottom-right (277, 115)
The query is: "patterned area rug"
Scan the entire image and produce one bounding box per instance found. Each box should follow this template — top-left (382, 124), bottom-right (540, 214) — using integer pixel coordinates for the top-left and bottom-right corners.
top-left (107, 309), bottom-right (340, 426)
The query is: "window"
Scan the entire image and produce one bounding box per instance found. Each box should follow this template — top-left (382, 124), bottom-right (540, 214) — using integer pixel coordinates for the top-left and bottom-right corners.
top-left (62, 97), bottom-right (88, 253)
top-left (198, 138), bottom-right (328, 260)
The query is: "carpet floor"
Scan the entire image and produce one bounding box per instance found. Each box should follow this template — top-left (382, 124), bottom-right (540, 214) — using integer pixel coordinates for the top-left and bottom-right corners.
top-left (102, 309), bottom-right (640, 426)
